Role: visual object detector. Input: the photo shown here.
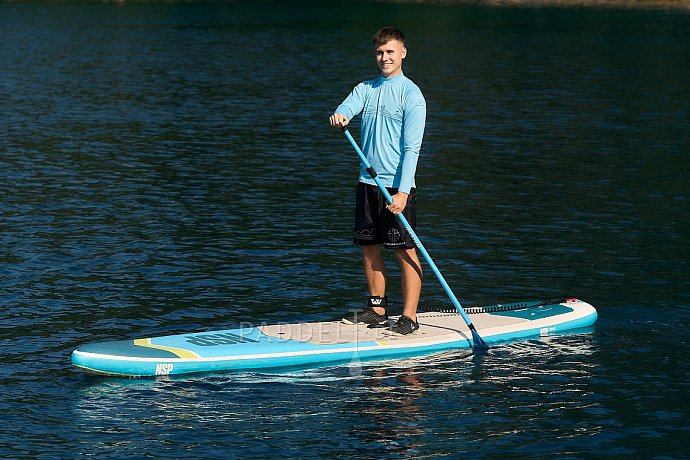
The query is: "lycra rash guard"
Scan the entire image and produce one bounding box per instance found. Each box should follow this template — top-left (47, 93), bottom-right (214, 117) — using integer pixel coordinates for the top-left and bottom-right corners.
top-left (335, 72), bottom-right (426, 194)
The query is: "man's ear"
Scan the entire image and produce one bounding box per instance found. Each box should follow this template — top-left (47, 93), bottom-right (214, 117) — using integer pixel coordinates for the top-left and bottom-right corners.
top-left (402, 47), bottom-right (407, 59)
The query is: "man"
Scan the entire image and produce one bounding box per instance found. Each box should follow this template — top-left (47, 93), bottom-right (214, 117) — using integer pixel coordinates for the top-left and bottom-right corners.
top-left (329, 27), bottom-right (426, 335)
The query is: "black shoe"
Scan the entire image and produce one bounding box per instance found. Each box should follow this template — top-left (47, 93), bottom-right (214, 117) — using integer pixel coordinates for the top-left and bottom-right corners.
top-left (386, 315), bottom-right (419, 335)
top-left (342, 296), bottom-right (388, 325)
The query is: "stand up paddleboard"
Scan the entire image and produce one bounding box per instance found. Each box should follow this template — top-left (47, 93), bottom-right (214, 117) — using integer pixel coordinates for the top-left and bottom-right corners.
top-left (71, 298), bottom-right (597, 377)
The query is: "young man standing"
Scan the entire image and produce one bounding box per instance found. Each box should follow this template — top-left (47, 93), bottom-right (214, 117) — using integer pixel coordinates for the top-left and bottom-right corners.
top-left (329, 27), bottom-right (426, 335)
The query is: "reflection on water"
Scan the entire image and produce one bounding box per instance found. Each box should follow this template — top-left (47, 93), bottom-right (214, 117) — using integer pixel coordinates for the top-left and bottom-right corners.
top-left (59, 324), bottom-right (687, 457)
top-left (70, 337), bottom-right (603, 457)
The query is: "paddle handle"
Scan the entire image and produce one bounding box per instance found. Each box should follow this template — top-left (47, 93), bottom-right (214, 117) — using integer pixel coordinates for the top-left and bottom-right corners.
top-left (341, 128), bottom-right (488, 349)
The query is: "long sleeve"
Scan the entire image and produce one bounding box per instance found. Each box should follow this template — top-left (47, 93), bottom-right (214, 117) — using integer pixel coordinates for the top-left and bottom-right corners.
top-left (335, 82), bottom-right (367, 120)
top-left (398, 93), bottom-right (426, 194)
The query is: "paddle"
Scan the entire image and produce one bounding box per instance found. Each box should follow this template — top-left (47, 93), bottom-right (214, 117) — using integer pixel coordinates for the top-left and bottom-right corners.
top-left (341, 127), bottom-right (489, 350)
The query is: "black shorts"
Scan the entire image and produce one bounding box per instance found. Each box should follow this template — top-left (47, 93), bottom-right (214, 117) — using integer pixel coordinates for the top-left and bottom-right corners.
top-left (353, 182), bottom-right (417, 249)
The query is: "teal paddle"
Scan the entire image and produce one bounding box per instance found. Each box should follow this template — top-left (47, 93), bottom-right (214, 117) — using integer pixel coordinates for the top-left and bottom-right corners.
top-left (341, 127), bottom-right (489, 350)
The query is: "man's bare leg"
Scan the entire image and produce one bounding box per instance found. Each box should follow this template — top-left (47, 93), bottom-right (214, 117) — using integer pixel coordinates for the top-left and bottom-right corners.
top-left (396, 248), bottom-right (422, 321)
top-left (361, 245), bottom-right (387, 315)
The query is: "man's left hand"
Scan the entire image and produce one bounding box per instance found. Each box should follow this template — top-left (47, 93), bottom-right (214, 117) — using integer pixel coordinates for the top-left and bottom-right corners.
top-left (387, 192), bottom-right (408, 215)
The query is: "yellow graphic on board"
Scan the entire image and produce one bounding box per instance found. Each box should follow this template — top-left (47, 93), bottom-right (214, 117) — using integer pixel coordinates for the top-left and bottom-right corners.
top-left (133, 338), bottom-right (200, 359)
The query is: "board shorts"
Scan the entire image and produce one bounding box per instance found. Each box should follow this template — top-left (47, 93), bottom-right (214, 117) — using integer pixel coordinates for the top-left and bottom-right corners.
top-left (353, 182), bottom-right (417, 249)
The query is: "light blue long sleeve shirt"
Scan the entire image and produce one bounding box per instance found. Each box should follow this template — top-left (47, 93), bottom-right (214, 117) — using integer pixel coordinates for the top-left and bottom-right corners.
top-left (335, 72), bottom-right (426, 194)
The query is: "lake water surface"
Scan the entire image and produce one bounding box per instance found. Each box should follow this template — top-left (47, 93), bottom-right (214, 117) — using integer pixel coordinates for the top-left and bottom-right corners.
top-left (1, 1), bottom-right (689, 458)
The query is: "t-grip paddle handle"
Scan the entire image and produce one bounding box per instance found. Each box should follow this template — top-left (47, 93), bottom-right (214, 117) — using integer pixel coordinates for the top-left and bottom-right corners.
top-left (340, 127), bottom-right (489, 350)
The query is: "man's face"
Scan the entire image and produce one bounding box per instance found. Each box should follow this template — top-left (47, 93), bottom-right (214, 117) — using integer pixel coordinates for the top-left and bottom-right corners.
top-left (375, 39), bottom-right (407, 78)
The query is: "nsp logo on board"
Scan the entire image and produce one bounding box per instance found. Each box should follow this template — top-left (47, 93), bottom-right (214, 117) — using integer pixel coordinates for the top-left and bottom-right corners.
top-left (185, 332), bottom-right (259, 347)
top-left (155, 363), bottom-right (173, 375)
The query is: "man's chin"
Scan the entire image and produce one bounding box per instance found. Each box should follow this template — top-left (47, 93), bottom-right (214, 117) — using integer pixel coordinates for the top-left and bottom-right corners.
top-left (380, 68), bottom-right (396, 78)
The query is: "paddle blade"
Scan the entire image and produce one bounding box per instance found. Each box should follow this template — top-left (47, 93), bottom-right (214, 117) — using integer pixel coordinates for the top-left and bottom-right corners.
top-left (470, 326), bottom-right (490, 350)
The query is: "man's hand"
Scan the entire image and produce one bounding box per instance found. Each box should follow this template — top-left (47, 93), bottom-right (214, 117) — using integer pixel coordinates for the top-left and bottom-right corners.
top-left (329, 113), bottom-right (350, 128)
top-left (387, 192), bottom-right (408, 215)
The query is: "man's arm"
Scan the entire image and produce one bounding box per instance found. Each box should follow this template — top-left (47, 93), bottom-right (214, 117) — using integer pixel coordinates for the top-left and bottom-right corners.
top-left (398, 94), bottom-right (426, 195)
top-left (329, 82), bottom-right (367, 128)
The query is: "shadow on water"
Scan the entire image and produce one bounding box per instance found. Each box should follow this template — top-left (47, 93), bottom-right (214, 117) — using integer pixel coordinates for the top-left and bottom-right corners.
top-left (64, 334), bottom-right (609, 458)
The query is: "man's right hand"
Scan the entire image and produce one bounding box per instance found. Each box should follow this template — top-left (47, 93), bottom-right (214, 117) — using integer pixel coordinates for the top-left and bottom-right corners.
top-left (329, 113), bottom-right (349, 128)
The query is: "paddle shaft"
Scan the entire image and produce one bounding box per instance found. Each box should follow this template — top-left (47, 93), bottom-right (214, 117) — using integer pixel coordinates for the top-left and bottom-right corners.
top-left (341, 127), bottom-right (488, 349)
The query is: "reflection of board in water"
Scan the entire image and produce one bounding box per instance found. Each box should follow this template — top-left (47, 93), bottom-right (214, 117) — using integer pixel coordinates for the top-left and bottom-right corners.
top-left (71, 298), bottom-right (597, 377)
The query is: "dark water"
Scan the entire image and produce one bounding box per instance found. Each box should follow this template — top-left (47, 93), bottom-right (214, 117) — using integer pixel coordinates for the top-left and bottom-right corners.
top-left (2, 1), bottom-right (689, 458)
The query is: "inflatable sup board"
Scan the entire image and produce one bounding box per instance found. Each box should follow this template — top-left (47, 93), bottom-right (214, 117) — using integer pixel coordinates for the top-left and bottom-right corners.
top-left (71, 298), bottom-right (597, 377)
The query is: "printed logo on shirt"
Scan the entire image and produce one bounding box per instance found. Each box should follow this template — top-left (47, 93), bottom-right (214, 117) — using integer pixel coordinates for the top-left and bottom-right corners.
top-left (363, 103), bottom-right (403, 123)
